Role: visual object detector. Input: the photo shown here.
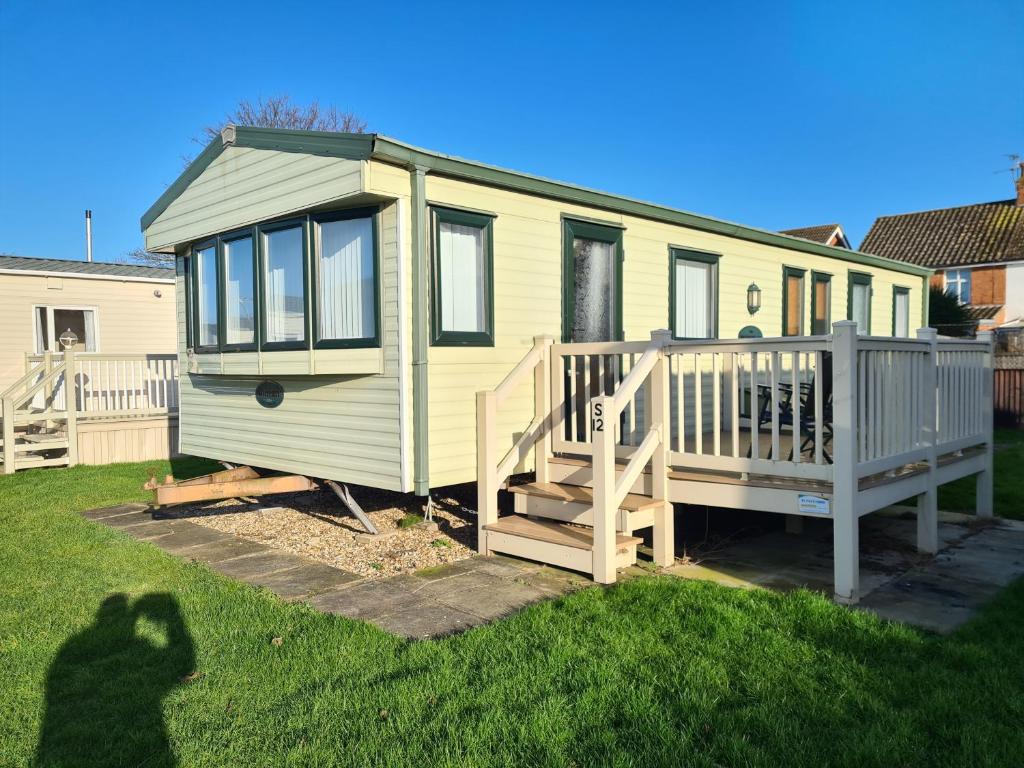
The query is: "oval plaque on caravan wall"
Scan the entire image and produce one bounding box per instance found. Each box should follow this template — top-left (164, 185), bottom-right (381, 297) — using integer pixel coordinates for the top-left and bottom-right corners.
top-left (255, 380), bottom-right (284, 409)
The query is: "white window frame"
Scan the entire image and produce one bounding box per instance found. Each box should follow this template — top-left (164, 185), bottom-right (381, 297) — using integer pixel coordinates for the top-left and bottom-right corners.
top-left (944, 269), bottom-right (971, 305)
top-left (31, 304), bottom-right (101, 354)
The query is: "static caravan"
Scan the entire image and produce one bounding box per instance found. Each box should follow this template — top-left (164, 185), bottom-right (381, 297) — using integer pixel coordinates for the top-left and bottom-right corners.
top-left (142, 127), bottom-right (993, 602)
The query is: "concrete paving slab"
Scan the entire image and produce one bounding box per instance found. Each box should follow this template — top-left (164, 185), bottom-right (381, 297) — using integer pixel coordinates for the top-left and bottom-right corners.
top-left (373, 602), bottom-right (481, 639)
top-left (306, 579), bottom-right (425, 620)
top-left (122, 521), bottom-right (180, 541)
top-left (252, 563), bottom-right (361, 600)
top-left (156, 523), bottom-right (234, 553)
top-left (99, 510), bottom-right (154, 528)
top-left (81, 504), bottom-right (150, 520)
top-left (931, 547), bottom-right (1024, 588)
top-left (211, 550), bottom-right (310, 582)
top-left (420, 572), bottom-right (549, 621)
top-left (513, 565), bottom-right (589, 595)
top-left (182, 537), bottom-right (270, 564)
top-left (860, 590), bottom-right (978, 634)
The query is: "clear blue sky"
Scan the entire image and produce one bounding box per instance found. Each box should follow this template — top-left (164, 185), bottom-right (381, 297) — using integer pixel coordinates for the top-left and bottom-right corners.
top-left (1, 0), bottom-right (1021, 263)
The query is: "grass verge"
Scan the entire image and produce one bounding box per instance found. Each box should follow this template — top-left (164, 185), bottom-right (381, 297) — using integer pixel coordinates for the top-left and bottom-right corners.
top-left (1, 458), bottom-right (1022, 767)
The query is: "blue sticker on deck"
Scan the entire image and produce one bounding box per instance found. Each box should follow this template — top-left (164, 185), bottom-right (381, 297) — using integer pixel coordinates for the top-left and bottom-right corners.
top-left (798, 495), bottom-right (831, 515)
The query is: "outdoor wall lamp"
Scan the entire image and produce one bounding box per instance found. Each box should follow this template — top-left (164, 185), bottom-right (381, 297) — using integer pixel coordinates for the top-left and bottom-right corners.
top-left (59, 328), bottom-right (79, 349)
top-left (747, 283), bottom-right (762, 315)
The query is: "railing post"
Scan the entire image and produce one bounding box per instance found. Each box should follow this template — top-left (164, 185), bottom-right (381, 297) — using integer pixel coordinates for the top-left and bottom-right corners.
top-left (591, 394), bottom-right (617, 584)
top-left (2, 395), bottom-right (14, 475)
top-left (64, 347), bottom-right (78, 467)
top-left (916, 327), bottom-right (939, 552)
top-left (649, 329), bottom-right (674, 566)
top-left (831, 321), bottom-right (860, 604)
top-left (976, 330), bottom-right (994, 518)
top-left (42, 351), bottom-right (53, 410)
top-left (534, 335), bottom-right (555, 484)
top-left (476, 390), bottom-right (498, 555)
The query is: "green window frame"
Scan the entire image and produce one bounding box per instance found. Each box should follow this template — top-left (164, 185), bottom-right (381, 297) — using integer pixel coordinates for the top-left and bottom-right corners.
top-left (219, 228), bottom-right (259, 352)
top-left (191, 238), bottom-right (220, 353)
top-left (847, 271), bottom-right (873, 334)
top-left (258, 217), bottom-right (311, 352)
top-left (430, 206), bottom-right (495, 347)
top-left (782, 266), bottom-right (807, 337)
top-left (892, 285), bottom-right (911, 337)
top-left (810, 271), bottom-right (831, 335)
top-left (561, 217), bottom-right (624, 343)
top-left (668, 247), bottom-right (719, 339)
top-left (181, 253), bottom-right (193, 350)
top-left (311, 207), bottom-right (381, 350)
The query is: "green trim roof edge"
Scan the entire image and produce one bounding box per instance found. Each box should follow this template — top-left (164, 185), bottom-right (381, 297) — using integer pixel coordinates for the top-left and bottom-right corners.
top-left (141, 127), bottom-right (931, 278)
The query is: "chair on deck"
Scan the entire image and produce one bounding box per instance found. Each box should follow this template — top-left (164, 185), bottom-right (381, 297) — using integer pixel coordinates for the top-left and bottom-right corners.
top-left (745, 353), bottom-right (833, 462)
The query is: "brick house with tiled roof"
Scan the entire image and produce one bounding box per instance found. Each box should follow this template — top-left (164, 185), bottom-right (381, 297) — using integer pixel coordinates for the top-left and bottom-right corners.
top-left (779, 223), bottom-right (851, 249)
top-left (860, 165), bottom-right (1024, 331)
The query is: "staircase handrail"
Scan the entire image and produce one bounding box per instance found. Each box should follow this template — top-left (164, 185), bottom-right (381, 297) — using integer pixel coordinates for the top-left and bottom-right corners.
top-left (476, 335), bottom-right (555, 555)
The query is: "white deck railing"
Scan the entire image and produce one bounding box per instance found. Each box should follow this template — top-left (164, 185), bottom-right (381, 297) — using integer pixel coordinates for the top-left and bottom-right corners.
top-left (544, 327), bottom-right (992, 485)
top-left (475, 322), bottom-right (994, 599)
top-left (26, 352), bottom-right (179, 417)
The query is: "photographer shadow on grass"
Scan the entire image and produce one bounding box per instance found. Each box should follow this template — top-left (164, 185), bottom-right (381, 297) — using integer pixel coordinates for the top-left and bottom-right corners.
top-left (35, 593), bottom-right (195, 767)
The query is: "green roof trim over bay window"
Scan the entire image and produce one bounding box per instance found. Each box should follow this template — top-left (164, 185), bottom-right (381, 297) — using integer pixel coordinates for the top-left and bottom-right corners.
top-left (141, 127), bottom-right (933, 280)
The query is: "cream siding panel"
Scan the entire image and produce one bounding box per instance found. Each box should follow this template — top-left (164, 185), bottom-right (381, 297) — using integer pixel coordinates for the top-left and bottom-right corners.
top-left (145, 146), bottom-right (363, 251)
top-left (174, 201), bottom-right (406, 491)
top-left (421, 174), bottom-right (925, 488)
top-left (0, 273), bottom-right (176, 392)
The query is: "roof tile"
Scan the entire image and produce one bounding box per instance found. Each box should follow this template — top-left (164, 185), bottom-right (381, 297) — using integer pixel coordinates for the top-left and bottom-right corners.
top-left (860, 200), bottom-right (1024, 268)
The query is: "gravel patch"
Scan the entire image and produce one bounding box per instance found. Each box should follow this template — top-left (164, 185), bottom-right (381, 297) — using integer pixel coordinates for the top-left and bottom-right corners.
top-left (163, 482), bottom-right (481, 579)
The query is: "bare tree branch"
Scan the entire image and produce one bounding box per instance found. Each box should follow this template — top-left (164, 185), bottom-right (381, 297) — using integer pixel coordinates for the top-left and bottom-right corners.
top-left (197, 94), bottom-right (367, 147)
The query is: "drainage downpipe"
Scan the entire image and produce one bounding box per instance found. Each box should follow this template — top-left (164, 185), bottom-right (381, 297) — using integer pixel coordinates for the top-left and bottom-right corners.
top-left (410, 165), bottom-right (430, 496)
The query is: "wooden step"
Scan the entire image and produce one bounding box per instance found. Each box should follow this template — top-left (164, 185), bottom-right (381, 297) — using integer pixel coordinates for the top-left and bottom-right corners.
top-left (483, 514), bottom-right (640, 575)
top-left (508, 481), bottom-right (662, 511)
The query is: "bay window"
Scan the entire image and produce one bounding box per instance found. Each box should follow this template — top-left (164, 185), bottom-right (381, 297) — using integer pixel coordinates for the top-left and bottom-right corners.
top-left (186, 207), bottom-right (382, 356)
top-left (194, 242), bottom-right (218, 349)
top-left (261, 221), bottom-right (308, 349)
top-left (222, 233), bottom-right (256, 349)
top-left (313, 208), bottom-right (378, 348)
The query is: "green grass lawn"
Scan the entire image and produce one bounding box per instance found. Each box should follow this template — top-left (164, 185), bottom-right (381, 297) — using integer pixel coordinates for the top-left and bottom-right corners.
top-left (2, 459), bottom-right (1023, 767)
top-left (938, 428), bottom-right (1024, 519)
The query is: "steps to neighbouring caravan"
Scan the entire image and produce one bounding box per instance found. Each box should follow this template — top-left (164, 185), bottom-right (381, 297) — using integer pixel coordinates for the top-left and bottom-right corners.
top-left (508, 480), bottom-right (661, 534)
top-left (483, 514), bottom-right (641, 576)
